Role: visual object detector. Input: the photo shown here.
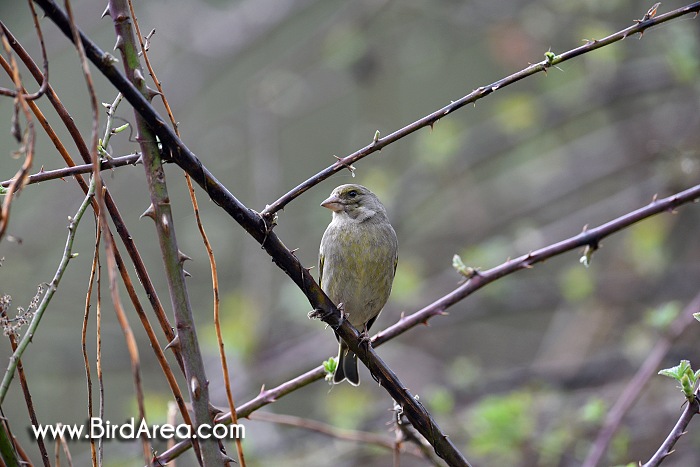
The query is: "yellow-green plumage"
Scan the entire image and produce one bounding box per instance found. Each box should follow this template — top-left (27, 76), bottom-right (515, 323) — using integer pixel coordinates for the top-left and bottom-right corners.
top-left (319, 184), bottom-right (398, 385)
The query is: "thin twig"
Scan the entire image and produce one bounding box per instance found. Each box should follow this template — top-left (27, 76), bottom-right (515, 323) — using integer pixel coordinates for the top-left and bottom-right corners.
top-left (373, 183), bottom-right (700, 346)
top-left (2, 20), bottom-right (183, 376)
top-left (0, 153), bottom-right (142, 189)
top-left (125, 0), bottom-right (245, 463)
top-left (65, 0), bottom-right (154, 461)
top-left (3, 20), bottom-right (194, 450)
top-left (0, 176), bottom-right (96, 405)
top-left (0, 30), bottom-right (35, 243)
top-left (107, 0), bottom-right (219, 464)
top-left (0, 309), bottom-right (50, 466)
top-left (81, 222), bottom-right (101, 467)
top-left (95, 234), bottom-right (104, 466)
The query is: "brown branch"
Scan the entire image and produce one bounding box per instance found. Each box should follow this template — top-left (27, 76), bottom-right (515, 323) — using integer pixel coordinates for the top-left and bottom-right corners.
top-left (81, 225), bottom-right (101, 467)
top-left (0, 29), bottom-right (35, 243)
top-left (3, 23), bottom-right (199, 463)
top-left (125, 0), bottom-right (244, 462)
top-left (0, 153), bottom-right (142, 188)
top-left (157, 182), bottom-right (700, 465)
top-left (64, 0), bottom-right (152, 462)
top-left (0, 309), bottom-right (50, 467)
top-left (642, 394), bottom-right (700, 467)
top-left (0, 1), bottom-right (48, 102)
top-left (373, 183), bottom-right (700, 346)
top-left (107, 0), bottom-right (222, 464)
top-left (259, 1), bottom-right (700, 217)
top-left (583, 292), bottom-right (700, 467)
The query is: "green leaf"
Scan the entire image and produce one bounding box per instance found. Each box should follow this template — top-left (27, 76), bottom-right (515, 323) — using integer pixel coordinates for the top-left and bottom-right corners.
top-left (323, 357), bottom-right (338, 375)
top-left (658, 360), bottom-right (691, 381)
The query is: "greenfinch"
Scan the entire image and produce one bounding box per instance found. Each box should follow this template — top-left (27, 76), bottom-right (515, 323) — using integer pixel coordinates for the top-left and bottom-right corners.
top-left (319, 184), bottom-right (398, 385)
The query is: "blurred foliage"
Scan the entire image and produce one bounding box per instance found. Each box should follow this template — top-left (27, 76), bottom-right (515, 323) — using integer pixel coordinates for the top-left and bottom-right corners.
top-left (466, 391), bottom-right (535, 464)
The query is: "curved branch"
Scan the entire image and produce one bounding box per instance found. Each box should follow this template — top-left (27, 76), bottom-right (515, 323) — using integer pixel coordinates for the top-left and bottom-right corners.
top-left (156, 182), bottom-right (700, 465)
top-left (375, 184), bottom-right (700, 344)
top-left (260, 2), bottom-right (700, 217)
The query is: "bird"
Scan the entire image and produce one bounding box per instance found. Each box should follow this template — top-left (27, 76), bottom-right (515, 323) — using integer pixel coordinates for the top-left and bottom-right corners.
top-left (318, 184), bottom-right (398, 385)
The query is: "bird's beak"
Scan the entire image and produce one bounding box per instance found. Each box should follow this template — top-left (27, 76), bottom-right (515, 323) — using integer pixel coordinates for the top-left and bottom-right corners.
top-left (321, 195), bottom-right (343, 212)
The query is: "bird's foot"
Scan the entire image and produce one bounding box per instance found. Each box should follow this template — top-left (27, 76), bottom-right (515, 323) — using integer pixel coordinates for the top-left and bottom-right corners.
top-left (359, 328), bottom-right (372, 347)
top-left (307, 308), bottom-right (327, 320)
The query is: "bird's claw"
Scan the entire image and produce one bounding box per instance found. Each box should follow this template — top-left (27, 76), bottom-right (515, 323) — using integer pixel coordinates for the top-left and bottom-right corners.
top-left (359, 328), bottom-right (372, 347)
top-left (308, 308), bottom-right (326, 320)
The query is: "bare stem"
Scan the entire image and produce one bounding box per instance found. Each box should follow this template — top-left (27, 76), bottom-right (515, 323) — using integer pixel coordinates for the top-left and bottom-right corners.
top-left (0, 177), bottom-right (95, 405)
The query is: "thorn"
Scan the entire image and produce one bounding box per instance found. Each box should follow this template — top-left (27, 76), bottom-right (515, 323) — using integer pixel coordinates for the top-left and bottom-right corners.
top-left (643, 2), bottom-right (661, 21)
top-left (164, 334), bottom-right (180, 351)
top-left (333, 155), bottom-right (356, 176)
top-left (221, 454), bottom-right (237, 464)
top-left (101, 4), bottom-right (110, 18)
top-left (145, 86), bottom-right (162, 102)
top-left (140, 204), bottom-right (156, 220)
top-left (133, 68), bottom-right (146, 87)
top-left (372, 130), bottom-right (380, 144)
top-left (183, 269), bottom-right (191, 278)
top-left (290, 248), bottom-right (299, 256)
top-left (209, 403), bottom-right (224, 418)
top-left (651, 193), bottom-right (658, 203)
top-left (178, 250), bottom-right (192, 263)
top-left (581, 224), bottom-right (589, 232)
top-left (113, 35), bottom-right (124, 52)
top-left (259, 384), bottom-right (266, 395)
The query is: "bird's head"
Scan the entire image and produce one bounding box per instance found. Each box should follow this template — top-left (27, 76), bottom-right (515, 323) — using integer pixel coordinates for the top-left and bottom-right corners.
top-left (321, 184), bottom-right (386, 221)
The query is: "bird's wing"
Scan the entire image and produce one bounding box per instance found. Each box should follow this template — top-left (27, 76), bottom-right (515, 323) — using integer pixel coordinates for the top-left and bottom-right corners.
top-left (318, 250), bottom-right (325, 287)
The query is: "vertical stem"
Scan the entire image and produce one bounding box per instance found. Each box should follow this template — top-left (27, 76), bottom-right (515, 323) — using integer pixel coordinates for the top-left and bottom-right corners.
top-left (106, 1), bottom-right (221, 465)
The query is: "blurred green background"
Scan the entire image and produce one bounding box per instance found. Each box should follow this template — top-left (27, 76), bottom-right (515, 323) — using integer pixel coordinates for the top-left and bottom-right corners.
top-left (1, 0), bottom-right (700, 465)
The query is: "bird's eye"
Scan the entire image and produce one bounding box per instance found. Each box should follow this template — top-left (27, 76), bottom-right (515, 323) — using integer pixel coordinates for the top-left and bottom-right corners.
top-left (348, 190), bottom-right (357, 198)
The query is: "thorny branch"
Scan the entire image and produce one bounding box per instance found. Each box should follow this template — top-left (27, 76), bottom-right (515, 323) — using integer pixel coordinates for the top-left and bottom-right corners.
top-left (156, 182), bottom-right (700, 465)
top-left (260, 1), bottom-right (700, 217)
